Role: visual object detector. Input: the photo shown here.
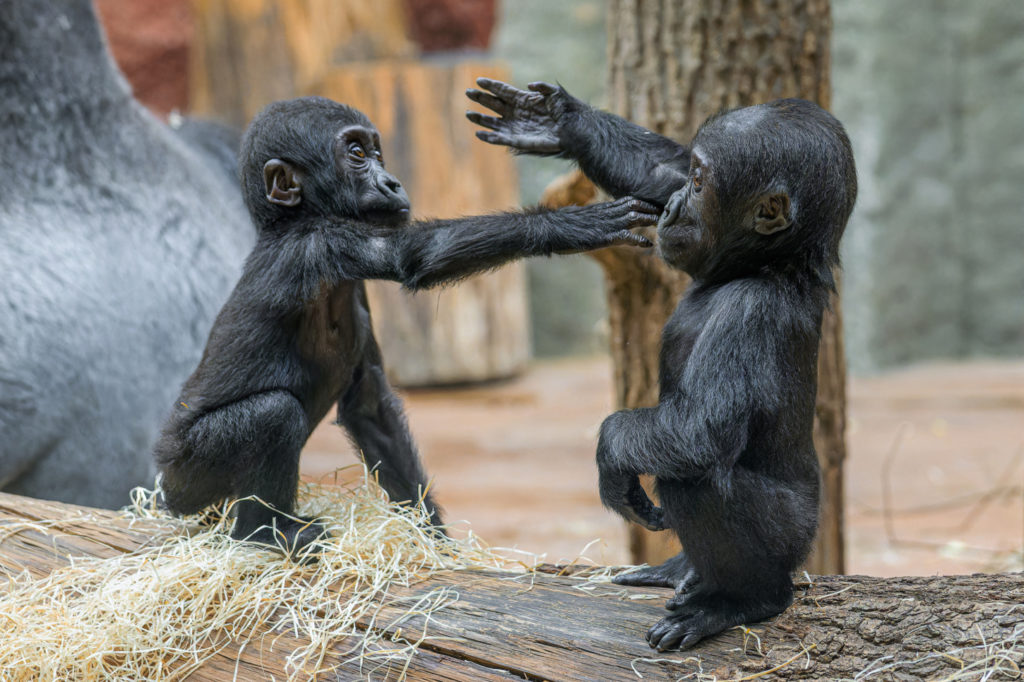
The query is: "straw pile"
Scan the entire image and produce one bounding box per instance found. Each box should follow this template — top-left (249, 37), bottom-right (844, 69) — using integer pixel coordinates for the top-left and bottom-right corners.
top-left (0, 470), bottom-right (518, 681)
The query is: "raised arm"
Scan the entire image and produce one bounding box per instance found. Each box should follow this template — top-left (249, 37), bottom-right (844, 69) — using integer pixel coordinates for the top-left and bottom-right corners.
top-left (466, 78), bottom-right (691, 205)
top-left (321, 196), bottom-right (658, 289)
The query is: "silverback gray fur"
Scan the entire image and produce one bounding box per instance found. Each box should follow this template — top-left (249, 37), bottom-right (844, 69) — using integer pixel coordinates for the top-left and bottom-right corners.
top-left (0, 0), bottom-right (254, 508)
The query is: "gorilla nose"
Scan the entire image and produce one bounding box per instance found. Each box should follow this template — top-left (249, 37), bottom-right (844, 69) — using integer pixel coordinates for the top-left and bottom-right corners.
top-left (378, 174), bottom-right (410, 210)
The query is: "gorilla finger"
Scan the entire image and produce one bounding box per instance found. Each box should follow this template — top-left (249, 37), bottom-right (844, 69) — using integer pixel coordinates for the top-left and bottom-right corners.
top-left (646, 621), bottom-right (671, 648)
top-left (465, 89), bottom-right (509, 116)
top-left (622, 506), bottom-right (665, 531)
top-left (678, 632), bottom-right (704, 651)
top-left (620, 197), bottom-right (661, 216)
top-left (528, 81), bottom-right (560, 95)
top-left (654, 621), bottom-right (692, 651)
top-left (466, 110), bottom-right (503, 130)
top-left (475, 130), bottom-right (515, 147)
top-left (627, 211), bottom-right (658, 226)
top-left (608, 231), bottom-right (653, 248)
top-left (477, 77), bottom-right (528, 101)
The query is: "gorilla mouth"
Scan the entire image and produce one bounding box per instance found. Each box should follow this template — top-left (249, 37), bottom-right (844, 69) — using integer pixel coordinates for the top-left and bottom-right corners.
top-left (363, 207), bottom-right (410, 226)
top-left (658, 219), bottom-right (698, 237)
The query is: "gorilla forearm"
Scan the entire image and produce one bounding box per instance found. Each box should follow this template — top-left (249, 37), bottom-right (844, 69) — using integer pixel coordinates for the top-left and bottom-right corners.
top-left (338, 359), bottom-right (441, 525)
top-left (560, 106), bottom-right (691, 205)
top-left (598, 404), bottom-right (747, 480)
top-left (397, 203), bottom-right (650, 289)
top-left (322, 199), bottom-right (654, 290)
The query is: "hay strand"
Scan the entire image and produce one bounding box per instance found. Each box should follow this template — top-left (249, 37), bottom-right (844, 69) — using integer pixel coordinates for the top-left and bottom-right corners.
top-left (0, 469), bottom-right (517, 681)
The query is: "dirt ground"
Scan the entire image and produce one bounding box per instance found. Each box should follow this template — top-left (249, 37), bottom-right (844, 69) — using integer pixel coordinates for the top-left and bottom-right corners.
top-left (303, 357), bottom-right (1024, 577)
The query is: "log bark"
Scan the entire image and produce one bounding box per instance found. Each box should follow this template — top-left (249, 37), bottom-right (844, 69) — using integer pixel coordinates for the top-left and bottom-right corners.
top-left (595, 0), bottom-right (845, 572)
top-left (189, 1), bottom-right (530, 385)
top-left (2, 493), bottom-right (1021, 681)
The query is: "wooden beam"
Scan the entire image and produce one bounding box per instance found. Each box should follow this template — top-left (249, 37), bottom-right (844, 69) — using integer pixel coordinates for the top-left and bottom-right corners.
top-left (2, 493), bottom-right (1020, 680)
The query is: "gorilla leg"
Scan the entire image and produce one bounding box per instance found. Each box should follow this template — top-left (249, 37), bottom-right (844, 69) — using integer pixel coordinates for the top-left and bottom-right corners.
top-left (613, 550), bottom-right (700, 593)
top-left (646, 584), bottom-right (793, 651)
top-left (642, 474), bottom-right (813, 650)
top-left (160, 390), bottom-right (324, 552)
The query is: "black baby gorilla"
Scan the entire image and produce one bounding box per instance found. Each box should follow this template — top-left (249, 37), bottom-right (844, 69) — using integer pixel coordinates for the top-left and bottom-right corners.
top-left (468, 81), bottom-right (856, 649)
top-left (154, 96), bottom-right (657, 554)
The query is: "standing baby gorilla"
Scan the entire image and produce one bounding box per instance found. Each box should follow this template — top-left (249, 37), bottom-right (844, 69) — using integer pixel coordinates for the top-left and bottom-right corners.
top-left (468, 81), bottom-right (856, 649)
top-left (154, 96), bottom-right (656, 553)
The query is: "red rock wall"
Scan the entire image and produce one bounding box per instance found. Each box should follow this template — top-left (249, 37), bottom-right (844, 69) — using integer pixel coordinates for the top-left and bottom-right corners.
top-left (94, 0), bottom-right (193, 116)
top-left (403, 0), bottom-right (496, 52)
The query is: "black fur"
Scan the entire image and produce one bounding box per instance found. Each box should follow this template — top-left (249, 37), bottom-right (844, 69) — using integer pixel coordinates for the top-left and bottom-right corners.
top-left (0, 0), bottom-right (253, 508)
top-left (154, 96), bottom-right (657, 553)
top-left (468, 81), bottom-right (857, 650)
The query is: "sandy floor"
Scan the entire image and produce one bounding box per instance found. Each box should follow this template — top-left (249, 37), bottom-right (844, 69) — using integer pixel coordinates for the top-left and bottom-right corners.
top-left (303, 357), bottom-right (1024, 577)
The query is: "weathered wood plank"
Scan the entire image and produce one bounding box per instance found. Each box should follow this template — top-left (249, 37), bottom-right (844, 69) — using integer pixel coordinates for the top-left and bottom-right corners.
top-left (0, 493), bottom-right (169, 578)
top-left (2, 493), bottom-right (1022, 681)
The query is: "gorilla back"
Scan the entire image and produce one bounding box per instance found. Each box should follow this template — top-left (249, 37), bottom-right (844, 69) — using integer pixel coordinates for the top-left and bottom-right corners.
top-left (0, 0), bottom-right (253, 508)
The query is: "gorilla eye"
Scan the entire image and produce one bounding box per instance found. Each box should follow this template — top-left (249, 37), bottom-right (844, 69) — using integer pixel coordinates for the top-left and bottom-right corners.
top-left (349, 143), bottom-right (367, 160)
top-left (691, 167), bottom-right (704, 192)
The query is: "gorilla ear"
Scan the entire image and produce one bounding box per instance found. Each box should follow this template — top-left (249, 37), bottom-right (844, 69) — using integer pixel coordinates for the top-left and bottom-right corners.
top-left (263, 159), bottom-right (302, 207)
top-left (753, 193), bottom-right (792, 235)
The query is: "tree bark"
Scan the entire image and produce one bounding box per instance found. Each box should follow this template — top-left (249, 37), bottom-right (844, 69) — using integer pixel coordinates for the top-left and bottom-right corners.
top-left (595, 0), bottom-right (844, 571)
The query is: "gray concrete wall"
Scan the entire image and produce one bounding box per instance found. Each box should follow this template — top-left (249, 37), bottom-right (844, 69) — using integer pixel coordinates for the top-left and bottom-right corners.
top-left (494, 0), bottom-right (1024, 370)
top-left (493, 0), bottom-right (609, 357)
top-left (834, 0), bottom-right (1024, 370)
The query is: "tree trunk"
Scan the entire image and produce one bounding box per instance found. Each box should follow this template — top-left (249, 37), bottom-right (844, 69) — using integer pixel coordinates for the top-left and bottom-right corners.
top-left (599, 0), bottom-right (844, 571)
top-left (189, 0), bottom-right (529, 386)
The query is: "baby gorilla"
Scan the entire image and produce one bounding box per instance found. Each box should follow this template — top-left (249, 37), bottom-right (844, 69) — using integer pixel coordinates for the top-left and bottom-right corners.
top-left (468, 82), bottom-right (856, 649)
top-left (154, 96), bottom-right (656, 554)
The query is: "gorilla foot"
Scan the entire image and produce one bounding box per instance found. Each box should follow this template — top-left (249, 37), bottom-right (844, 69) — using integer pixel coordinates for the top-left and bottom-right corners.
top-left (613, 550), bottom-right (699, 590)
top-left (645, 593), bottom-right (792, 651)
top-left (232, 515), bottom-right (329, 560)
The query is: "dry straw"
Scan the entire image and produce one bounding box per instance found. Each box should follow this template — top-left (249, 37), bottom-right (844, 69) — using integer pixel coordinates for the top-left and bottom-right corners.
top-left (0, 469), bottom-right (520, 681)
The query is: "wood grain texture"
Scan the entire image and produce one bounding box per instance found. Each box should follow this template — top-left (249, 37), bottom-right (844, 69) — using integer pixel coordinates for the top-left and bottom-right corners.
top-left (189, 0), bottom-right (415, 126)
top-left (2, 493), bottom-right (1020, 680)
top-left (593, 0), bottom-right (844, 571)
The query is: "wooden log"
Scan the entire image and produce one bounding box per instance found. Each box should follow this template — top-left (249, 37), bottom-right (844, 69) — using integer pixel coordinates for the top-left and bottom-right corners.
top-left (189, 0), bottom-right (415, 127)
top-left (189, 1), bottom-right (530, 386)
top-left (2, 492), bottom-right (1022, 681)
top-left (315, 60), bottom-right (529, 386)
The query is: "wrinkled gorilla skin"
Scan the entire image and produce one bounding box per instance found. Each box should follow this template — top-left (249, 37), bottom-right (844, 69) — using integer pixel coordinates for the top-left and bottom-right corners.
top-left (0, 0), bottom-right (253, 508)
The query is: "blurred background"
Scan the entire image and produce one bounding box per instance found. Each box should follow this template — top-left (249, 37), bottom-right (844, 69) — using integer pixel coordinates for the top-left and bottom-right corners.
top-left (62, 0), bottom-right (1024, 575)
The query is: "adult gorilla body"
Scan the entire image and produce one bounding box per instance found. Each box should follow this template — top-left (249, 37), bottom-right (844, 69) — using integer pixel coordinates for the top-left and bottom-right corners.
top-left (468, 80), bottom-right (856, 649)
top-left (0, 0), bottom-right (253, 508)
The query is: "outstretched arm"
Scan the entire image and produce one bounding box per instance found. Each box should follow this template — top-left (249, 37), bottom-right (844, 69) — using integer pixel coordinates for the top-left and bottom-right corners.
top-left (322, 196), bottom-right (657, 289)
top-left (338, 321), bottom-right (443, 527)
top-left (466, 78), bottom-right (691, 204)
